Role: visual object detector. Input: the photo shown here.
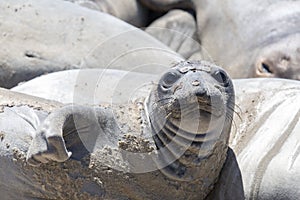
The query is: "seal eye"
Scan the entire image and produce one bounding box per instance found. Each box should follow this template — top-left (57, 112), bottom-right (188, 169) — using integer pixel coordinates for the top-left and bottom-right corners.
top-left (259, 62), bottom-right (273, 74)
top-left (212, 70), bottom-right (229, 86)
top-left (161, 72), bottom-right (180, 89)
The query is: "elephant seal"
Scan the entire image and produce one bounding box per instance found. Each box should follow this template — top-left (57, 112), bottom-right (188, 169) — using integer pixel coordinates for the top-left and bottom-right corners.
top-left (140, 0), bottom-right (300, 80)
top-left (0, 0), bottom-right (182, 88)
top-left (26, 60), bottom-right (234, 199)
top-left (0, 63), bottom-right (300, 199)
top-left (11, 69), bottom-right (300, 199)
top-left (12, 65), bottom-right (300, 199)
top-left (1, 61), bottom-right (234, 199)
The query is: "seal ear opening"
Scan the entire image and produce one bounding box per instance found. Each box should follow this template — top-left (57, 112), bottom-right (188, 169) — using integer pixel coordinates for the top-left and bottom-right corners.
top-left (62, 115), bottom-right (90, 161)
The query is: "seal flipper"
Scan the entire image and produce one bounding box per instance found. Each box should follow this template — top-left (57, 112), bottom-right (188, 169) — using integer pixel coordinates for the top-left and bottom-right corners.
top-left (26, 105), bottom-right (120, 166)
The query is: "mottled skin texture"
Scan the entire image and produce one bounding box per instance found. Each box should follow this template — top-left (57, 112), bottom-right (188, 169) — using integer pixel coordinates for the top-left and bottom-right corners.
top-left (140, 0), bottom-right (300, 80)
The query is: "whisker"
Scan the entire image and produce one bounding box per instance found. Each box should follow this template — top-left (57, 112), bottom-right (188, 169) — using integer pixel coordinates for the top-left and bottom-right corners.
top-left (234, 103), bottom-right (242, 113)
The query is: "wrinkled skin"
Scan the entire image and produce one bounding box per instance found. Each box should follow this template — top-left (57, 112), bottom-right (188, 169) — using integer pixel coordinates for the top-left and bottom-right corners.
top-left (208, 78), bottom-right (300, 199)
top-left (140, 0), bottom-right (300, 80)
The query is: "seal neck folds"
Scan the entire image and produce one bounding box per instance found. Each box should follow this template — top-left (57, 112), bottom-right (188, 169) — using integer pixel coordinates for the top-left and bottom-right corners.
top-left (147, 61), bottom-right (235, 183)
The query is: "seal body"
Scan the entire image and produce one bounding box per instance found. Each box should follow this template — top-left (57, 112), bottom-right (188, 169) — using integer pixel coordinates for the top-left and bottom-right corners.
top-left (2, 61), bottom-right (234, 199)
top-left (140, 0), bottom-right (300, 80)
top-left (4, 66), bottom-right (300, 199)
top-left (208, 78), bottom-right (300, 199)
top-left (230, 79), bottom-right (300, 199)
top-left (0, 0), bottom-right (182, 88)
top-left (195, 0), bottom-right (300, 80)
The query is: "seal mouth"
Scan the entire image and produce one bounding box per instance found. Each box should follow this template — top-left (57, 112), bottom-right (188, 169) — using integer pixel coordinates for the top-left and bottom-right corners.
top-left (169, 99), bottom-right (223, 120)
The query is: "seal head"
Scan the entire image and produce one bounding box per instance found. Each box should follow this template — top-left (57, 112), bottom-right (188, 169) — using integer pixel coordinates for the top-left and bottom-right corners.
top-left (147, 60), bottom-right (235, 187)
top-left (254, 34), bottom-right (300, 80)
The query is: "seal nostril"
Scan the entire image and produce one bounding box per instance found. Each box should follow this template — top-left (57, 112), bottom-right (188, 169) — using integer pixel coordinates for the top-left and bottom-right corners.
top-left (195, 88), bottom-right (206, 97)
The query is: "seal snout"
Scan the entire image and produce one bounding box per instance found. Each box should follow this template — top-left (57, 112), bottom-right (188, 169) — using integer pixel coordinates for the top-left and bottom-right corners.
top-left (190, 79), bottom-right (207, 98)
top-left (255, 35), bottom-right (300, 80)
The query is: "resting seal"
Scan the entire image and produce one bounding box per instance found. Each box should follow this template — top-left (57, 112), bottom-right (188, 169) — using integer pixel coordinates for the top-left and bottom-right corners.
top-left (22, 61), bottom-right (234, 199)
top-left (0, 0), bottom-right (182, 88)
top-left (140, 0), bottom-right (300, 80)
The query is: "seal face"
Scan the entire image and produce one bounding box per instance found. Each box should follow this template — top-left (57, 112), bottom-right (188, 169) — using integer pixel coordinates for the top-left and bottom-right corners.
top-left (147, 60), bottom-right (235, 183)
top-left (254, 34), bottom-right (300, 80)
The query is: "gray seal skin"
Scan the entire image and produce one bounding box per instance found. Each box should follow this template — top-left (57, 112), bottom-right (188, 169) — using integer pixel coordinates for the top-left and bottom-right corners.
top-left (12, 69), bottom-right (159, 105)
top-left (140, 0), bottom-right (300, 80)
top-left (145, 9), bottom-right (202, 60)
top-left (0, 0), bottom-right (183, 88)
top-left (208, 78), bottom-right (300, 200)
top-left (1, 61), bottom-right (235, 199)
